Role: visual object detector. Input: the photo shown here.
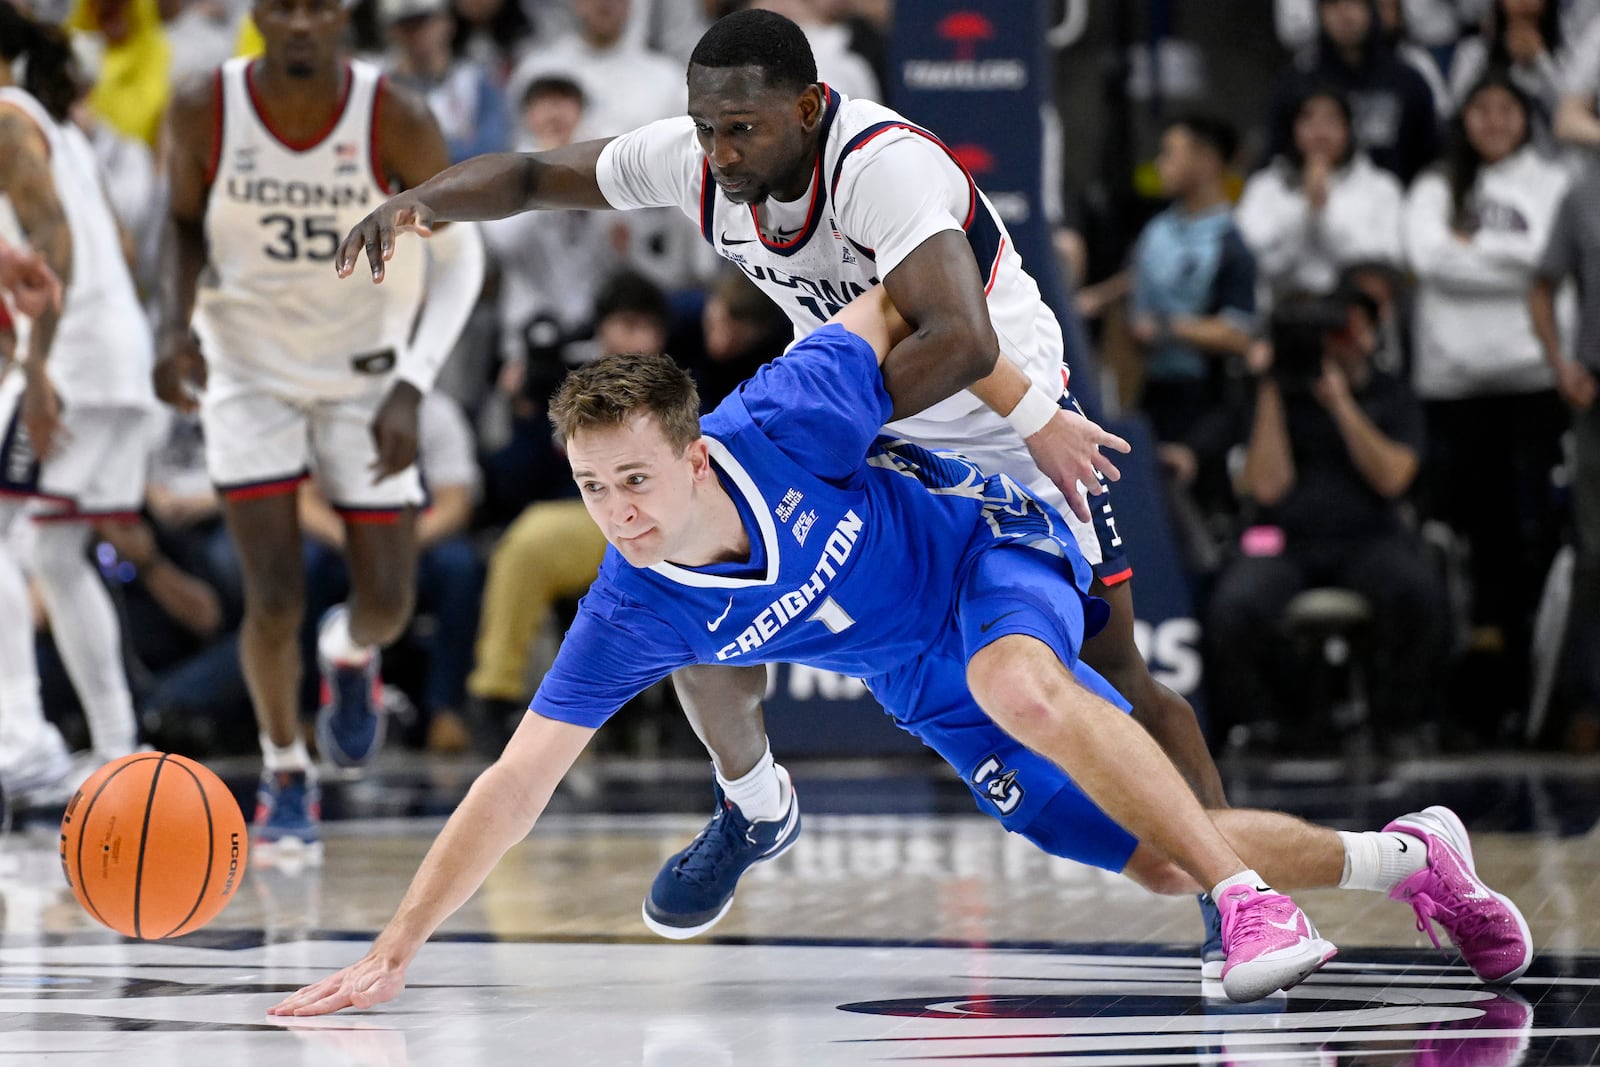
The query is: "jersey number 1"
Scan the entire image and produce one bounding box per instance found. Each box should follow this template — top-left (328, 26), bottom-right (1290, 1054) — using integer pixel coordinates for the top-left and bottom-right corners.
top-left (261, 213), bottom-right (340, 262)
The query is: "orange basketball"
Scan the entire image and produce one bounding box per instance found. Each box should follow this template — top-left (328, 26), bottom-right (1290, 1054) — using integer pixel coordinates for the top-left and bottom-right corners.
top-left (59, 752), bottom-right (249, 939)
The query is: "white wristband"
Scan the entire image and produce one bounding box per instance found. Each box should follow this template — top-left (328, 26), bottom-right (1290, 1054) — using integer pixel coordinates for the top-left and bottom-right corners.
top-left (1004, 384), bottom-right (1061, 439)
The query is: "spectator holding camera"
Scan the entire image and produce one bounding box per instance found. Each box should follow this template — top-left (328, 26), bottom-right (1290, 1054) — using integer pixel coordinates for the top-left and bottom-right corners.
top-left (1205, 287), bottom-right (1446, 747)
top-left (1238, 85), bottom-right (1405, 308)
top-left (1405, 71), bottom-right (1570, 712)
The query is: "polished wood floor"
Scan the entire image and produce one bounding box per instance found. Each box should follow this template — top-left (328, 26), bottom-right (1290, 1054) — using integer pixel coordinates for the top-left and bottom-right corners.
top-left (1, 754), bottom-right (1597, 1065)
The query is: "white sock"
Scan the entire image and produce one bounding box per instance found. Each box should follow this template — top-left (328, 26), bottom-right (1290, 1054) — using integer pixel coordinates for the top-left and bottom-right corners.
top-left (28, 523), bottom-right (137, 757)
top-left (318, 605), bottom-right (375, 667)
top-left (1211, 869), bottom-right (1272, 901)
top-left (261, 733), bottom-right (311, 773)
top-left (716, 744), bottom-right (785, 822)
top-left (0, 535), bottom-right (49, 750)
top-left (1337, 830), bottom-right (1428, 892)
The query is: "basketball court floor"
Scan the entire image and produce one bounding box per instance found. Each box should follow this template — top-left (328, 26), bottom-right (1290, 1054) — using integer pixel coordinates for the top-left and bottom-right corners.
top-left (1, 752), bottom-right (1597, 1065)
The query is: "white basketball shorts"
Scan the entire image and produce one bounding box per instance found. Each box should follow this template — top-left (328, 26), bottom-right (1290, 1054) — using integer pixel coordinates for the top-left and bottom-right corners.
top-left (0, 369), bottom-right (153, 518)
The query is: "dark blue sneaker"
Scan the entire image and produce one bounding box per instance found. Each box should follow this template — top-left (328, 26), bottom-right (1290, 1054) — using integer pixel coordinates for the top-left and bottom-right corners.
top-left (252, 770), bottom-right (322, 863)
top-left (1200, 892), bottom-right (1226, 978)
top-left (314, 610), bottom-right (385, 769)
top-left (643, 766), bottom-right (800, 939)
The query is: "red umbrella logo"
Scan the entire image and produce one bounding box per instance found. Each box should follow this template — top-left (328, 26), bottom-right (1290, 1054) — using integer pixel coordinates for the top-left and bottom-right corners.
top-left (937, 11), bottom-right (993, 61)
top-left (950, 143), bottom-right (996, 175)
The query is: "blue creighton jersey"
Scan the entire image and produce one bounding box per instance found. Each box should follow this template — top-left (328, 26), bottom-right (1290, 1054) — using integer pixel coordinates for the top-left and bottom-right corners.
top-left (531, 325), bottom-right (1096, 729)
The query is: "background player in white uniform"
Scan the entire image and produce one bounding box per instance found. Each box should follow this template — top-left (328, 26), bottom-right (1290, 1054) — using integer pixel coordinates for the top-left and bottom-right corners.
top-left (0, 10), bottom-right (155, 799)
top-left (156, 0), bottom-right (483, 855)
top-left (335, 9), bottom-right (1229, 957)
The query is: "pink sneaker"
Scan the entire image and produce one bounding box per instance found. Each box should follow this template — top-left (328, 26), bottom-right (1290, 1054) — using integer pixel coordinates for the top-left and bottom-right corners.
top-left (1385, 806), bottom-right (1532, 984)
top-left (1216, 884), bottom-right (1337, 1003)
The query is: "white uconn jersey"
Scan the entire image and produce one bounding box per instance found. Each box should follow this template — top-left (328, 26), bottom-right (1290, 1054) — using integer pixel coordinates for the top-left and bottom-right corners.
top-left (0, 88), bottom-right (152, 407)
top-left (196, 58), bottom-right (425, 399)
top-left (595, 87), bottom-right (1067, 445)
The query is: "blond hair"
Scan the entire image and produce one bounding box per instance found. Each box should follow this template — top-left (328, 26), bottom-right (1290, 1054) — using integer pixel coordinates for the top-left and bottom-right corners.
top-left (549, 351), bottom-right (702, 454)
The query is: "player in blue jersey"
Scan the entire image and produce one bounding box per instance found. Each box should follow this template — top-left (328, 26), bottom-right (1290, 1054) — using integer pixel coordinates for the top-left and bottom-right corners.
top-left (271, 288), bottom-right (1531, 1018)
top-left (334, 7), bottom-right (1235, 966)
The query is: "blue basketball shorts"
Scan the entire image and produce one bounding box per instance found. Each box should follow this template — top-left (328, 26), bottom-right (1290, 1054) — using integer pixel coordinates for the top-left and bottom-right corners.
top-left (871, 545), bottom-right (1138, 872)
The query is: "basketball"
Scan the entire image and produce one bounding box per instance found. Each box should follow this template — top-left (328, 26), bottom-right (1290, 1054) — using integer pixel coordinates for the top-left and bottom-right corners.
top-left (59, 753), bottom-right (249, 939)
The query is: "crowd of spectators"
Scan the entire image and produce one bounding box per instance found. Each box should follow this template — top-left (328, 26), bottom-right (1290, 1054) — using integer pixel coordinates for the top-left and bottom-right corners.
top-left (9, 0), bottom-right (1600, 772)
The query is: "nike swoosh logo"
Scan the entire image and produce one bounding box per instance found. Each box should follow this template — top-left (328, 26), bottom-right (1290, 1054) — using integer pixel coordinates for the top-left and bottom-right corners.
top-left (719, 228), bottom-right (804, 248)
top-left (979, 610), bottom-right (1022, 634)
top-left (1396, 840), bottom-right (1408, 853)
top-left (706, 597), bottom-right (734, 632)
top-left (1265, 915), bottom-right (1305, 934)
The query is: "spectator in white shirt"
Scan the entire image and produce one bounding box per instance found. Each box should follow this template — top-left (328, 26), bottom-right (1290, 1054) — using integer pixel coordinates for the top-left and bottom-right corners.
top-left (1238, 85), bottom-right (1405, 308)
top-left (1405, 70), bottom-right (1572, 716)
top-left (1450, 0), bottom-right (1565, 146)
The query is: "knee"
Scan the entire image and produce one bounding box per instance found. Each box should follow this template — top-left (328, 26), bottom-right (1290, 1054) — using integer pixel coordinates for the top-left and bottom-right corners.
top-left (351, 578), bottom-right (414, 644)
top-left (966, 640), bottom-right (1066, 740)
top-left (1121, 845), bottom-right (1197, 896)
top-left (245, 573), bottom-right (305, 638)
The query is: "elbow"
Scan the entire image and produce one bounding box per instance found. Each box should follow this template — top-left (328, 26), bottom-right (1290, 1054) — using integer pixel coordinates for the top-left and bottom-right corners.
top-left (957, 321), bottom-right (1000, 385)
top-left (1251, 479), bottom-right (1291, 509)
top-left (1378, 457), bottom-right (1419, 500)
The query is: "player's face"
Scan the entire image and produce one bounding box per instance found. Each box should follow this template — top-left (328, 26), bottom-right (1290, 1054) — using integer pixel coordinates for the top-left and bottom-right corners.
top-left (1463, 84), bottom-right (1527, 165)
top-left (568, 413), bottom-right (708, 568)
top-left (687, 65), bottom-right (824, 205)
top-left (254, 0), bottom-right (347, 78)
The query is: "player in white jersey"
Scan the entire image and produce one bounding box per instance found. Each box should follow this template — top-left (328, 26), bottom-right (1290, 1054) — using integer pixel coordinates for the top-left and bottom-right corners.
top-left (0, 11), bottom-right (155, 799)
top-left (336, 9), bottom-right (1230, 961)
top-left (156, 0), bottom-right (483, 857)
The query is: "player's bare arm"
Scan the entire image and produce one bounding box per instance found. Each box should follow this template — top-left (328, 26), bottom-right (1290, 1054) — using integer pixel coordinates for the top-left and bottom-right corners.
top-left (269, 712), bottom-right (595, 1016)
top-left (362, 81), bottom-right (475, 481)
top-left (880, 232), bottom-right (1129, 524)
top-left (337, 137), bottom-right (614, 283)
top-left (153, 75), bottom-right (219, 413)
top-left (0, 101), bottom-right (72, 459)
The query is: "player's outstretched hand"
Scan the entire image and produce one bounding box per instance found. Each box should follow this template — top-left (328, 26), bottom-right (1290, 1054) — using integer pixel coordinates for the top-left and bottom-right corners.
top-left (152, 336), bottom-right (208, 414)
top-left (369, 380), bottom-right (422, 484)
top-left (0, 241), bottom-right (61, 318)
top-left (337, 193), bottom-right (436, 284)
top-left (269, 954), bottom-right (407, 1017)
top-left (1024, 406), bottom-right (1132, 524)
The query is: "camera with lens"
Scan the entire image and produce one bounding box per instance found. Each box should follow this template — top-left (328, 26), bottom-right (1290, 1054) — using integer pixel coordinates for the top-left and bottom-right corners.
top-left (1267, 297), bottom-right (1348, 395)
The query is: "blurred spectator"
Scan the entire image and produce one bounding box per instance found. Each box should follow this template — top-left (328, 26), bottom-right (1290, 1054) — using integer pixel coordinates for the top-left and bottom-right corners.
top-left (1450, 0), bottom-right (1565, 147)
top-left (481, 76), bottom-right (621, 399)
top-left (1238, 85), bottom-right (1405, 307)
top-left (1128, 115), bottom-right (1256, 446)
top-left (300, 392), bottom-right (484, 753)
top-left (450, 0), bottom-right (533, 83)
top-left (164, 0), bottom-right (242, 83)
top-left (1531, 145), bottom-right (1600, 746)
top-left (814, 0), bottom-right (887, 95)
top-left (1278, 0), bottom-right (1472, 51)
top-left (1206, 288), bottom-right (1446, 749)
top-left (381, 0), bottom-right (510, 162)
top-left (1553, 2), bottom-right (1600, 147)
top-left (1267, 0), bottom-right (1442, 184)
top-left (481, 268), bottom-right (672, 518)
top-left (505, 0), bottom-right (682, 139)
top-left (1405, 71), bottom-right (1570, 713)
top-left (1374, 0), bottom-right (1452, 118)
top-left (678, 268), bottom-right (792, 410)
top-left (66, 0), bottom-right (171, 146)
top-left (505, 0), bottom-right (711, 298)
top-left (742, 0), bottom-right (880, 101)
top-left (467, 270), bottom-right (673, 741)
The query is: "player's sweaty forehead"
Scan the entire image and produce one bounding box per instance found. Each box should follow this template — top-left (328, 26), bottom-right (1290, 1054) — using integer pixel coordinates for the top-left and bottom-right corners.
top-left (686, 65), bottom-right (791, 120)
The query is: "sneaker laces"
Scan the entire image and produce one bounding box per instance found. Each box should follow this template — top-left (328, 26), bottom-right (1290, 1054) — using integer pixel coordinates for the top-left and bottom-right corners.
top-left (1225, 891), bottom-right (1291, 947)
top-left (1403, 890), bottom-right (1500, 955)
top-left (672, 801), bottom-right (751, 888)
